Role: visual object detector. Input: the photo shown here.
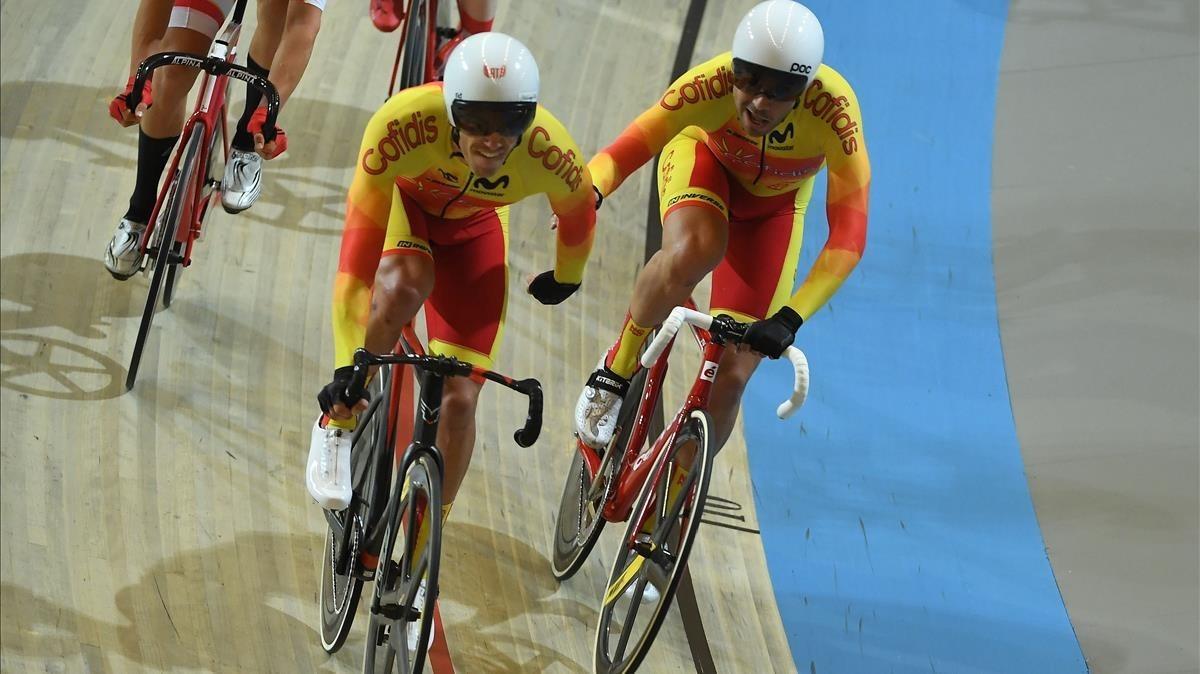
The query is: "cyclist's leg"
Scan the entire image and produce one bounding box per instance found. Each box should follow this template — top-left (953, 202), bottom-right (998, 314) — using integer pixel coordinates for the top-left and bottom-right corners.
top-left (422, 206), bottom-right (508, 504)
top-left (706, 181), bottom-right (812, 450)
top-left (364, 189), bottom-right (436, 360)
top-left (456, 0), bottom-right (496, 34)
top-left (575, 133), bottom-right (730, 448)
top-left (107, 3), bottom-right (232, 277)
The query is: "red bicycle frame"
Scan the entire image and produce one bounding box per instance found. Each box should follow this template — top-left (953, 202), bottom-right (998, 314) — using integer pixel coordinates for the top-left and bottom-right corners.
top-left (581, 300), bottom-right (721, 524)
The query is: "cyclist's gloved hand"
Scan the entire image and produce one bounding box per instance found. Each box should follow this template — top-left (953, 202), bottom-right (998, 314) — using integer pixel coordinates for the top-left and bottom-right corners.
top-left (109, 76), bottom-right (153, 127)
top-left (527, 270), bottom-right (580, 305)
top-left (744, 307), bottom-right (803, 359)
top-left (317, 366), bottom-right (368, 419)
top-left (247, 106), bottom-right (288, 159)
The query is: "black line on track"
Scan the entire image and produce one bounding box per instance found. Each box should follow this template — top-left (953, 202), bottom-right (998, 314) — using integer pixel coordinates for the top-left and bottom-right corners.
top-left (642, 0), bottom-right (716, 671)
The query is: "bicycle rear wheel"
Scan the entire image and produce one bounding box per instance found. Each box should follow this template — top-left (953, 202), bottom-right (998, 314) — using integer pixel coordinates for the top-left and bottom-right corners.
top-left (593, 409), bottom-right (714, 674)
top-left (551, 369), bottom-right (648, 581)
top-left (399, 0), bottom-right (429, 89)
top-left (319, 369), bottom-right (391, 653)
top-left (126, 126), bottom-right (203, 390)
top-left (363, 449), bottom-right (442, 674)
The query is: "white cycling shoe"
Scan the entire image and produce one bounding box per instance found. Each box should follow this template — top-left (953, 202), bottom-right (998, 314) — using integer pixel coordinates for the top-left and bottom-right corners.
top-left (624, 580), bottom-right (661, 605)
top-left (407, 578), bottom-right (436, 652)
top-left (306, 418), bottom-right (352, 511)
top-left (221, 148), bottom-right (263, 213)
top-left (104, 218), bottom-right (146, 280)
top-left (574, 358), bottom-right (630, 450)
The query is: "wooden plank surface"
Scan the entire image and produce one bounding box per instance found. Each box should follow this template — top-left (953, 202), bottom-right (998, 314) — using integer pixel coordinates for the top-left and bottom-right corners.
top-left (0, 0), bottom-right (796, 671)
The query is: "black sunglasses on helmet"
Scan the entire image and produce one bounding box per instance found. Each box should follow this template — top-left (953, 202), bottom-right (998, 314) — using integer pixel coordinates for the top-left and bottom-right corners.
top-left (730, 58), bottom-right (810, 101)
top-left (451, 100), bottom-right (537, 137)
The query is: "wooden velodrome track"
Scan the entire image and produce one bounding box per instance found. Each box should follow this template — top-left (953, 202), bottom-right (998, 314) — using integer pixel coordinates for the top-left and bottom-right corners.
top-left (0, 0), bottom-right (800, 671)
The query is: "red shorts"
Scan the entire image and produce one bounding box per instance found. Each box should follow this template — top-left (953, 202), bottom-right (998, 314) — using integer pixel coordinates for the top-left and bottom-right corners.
top-left (382, 188), bottom-right (509, 369)
top-left (657, 130), bottom-right (812, 322)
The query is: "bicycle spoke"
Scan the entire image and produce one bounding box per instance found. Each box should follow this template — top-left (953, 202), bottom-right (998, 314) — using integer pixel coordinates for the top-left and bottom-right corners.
top-left (613, 575), bottom-right (649, 663)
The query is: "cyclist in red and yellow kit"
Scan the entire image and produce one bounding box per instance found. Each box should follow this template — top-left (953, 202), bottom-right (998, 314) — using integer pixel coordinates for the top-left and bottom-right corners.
top-left (306, 34), bottom-right (596, 522)
top-left (576, 0), bottom-right (871, 454)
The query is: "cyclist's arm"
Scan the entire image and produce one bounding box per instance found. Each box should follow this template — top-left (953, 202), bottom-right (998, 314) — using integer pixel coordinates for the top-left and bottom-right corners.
top-left (260, 0), bottom-right (323, 108)
top-left (783, 91), bottom-right (870, 320)
top-left (330, 97), bottom-right (428, 369)
top-left (587, 54), bottom-right (732, 198)
top-left (529, 118), bottom-right (597, 284)
top-left (126, 0), bottom-right (173, 78)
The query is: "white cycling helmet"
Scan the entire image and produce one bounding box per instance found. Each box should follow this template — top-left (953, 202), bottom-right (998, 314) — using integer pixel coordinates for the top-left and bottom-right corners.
top-left (732, 0), bottom-right (824, 90)
top-left (442, 32), bottom-right (539, 136)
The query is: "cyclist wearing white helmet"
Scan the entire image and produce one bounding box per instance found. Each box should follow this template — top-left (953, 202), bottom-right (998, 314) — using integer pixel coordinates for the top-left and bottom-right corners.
top-left (576, 0), bottom-right (871, 457)
top-left (308, 32), bottom-right (597, 557)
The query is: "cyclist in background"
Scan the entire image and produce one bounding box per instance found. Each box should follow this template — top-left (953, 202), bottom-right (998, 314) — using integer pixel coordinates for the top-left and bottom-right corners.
top-left (370, 0), bottom-right (496, 70)
top-left (575, 0), bottom-right (871, 455)
top-left (306, 34), bottom-right (596, 635)
top-left (104, 0), bottom-right (324, 279)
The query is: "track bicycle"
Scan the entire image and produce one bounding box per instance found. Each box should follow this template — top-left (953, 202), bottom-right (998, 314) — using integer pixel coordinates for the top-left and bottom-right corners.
top-left (551, 303), bottom-right (809, 673)
top-left (121, 0), bottom-right (279, 390)
top-left (318, 326), bottom-right (543, 673)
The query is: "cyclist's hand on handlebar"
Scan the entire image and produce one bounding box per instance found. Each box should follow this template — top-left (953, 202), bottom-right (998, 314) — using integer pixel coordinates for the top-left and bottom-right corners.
top-left (744, 307), bottom-right (803, 359)
top-left (526, 270), bottom-right (580, 305)
top-left (318, 366), bottom-right (369, 420)
top-left (247, 106), bottom-right (288, 159)
top-left (109, 76), bottom-right (153, 127)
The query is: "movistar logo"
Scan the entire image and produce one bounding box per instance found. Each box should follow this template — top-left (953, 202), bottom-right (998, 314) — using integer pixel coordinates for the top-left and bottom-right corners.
top-left (473, 175), bottom-right (510, 191)
top-left (438, 169), bottom-right (459, 183)
top-left (769, 122), bottom-right (794, 145)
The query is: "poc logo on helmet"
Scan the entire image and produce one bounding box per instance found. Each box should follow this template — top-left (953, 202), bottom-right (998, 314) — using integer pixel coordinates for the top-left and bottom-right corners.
top-left (482, 64), bottom-right (506, 80)
top-left (791, 63), bottom-right (813, 74)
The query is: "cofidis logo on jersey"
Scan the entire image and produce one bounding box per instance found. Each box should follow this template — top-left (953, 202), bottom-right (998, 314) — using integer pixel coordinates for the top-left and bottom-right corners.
top-left (528, 126), bottom-right (584, 192)
top-left (660, 65), bottom-right (735, 111)
top-left (361, 112), bottom-right (439, 175)
top-left (802, 80), bottom-right (860, 155)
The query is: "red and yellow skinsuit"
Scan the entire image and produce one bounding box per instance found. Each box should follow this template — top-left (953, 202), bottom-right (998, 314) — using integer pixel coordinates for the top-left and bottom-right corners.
top-left (590, 52), bottom-right (870, 325)
top-left (332, 82), bottom-right (596, 370)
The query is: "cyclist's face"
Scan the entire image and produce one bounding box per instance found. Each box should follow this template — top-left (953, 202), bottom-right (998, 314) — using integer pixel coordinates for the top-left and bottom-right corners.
top-left (732, 87), bottom-right (795, 137)
top-left (457, 130), bottom-right (520, 177)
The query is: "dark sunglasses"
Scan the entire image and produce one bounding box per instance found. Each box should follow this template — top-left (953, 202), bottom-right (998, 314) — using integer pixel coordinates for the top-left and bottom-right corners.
top-left (731, 58), bottom-right (810, 101)
top-left (451, 100), bottom-right (537, 137)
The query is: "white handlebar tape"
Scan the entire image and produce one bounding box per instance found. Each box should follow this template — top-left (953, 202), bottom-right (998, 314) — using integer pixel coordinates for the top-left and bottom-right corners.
top-left (640, 307), bottom-right (712, 368)
top-left (775, 346), bottom-right (810, 419)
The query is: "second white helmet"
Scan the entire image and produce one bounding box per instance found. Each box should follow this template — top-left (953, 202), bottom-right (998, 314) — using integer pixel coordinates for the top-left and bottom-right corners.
top-left (732, 0), bottom-right (824, 83)
top-left (442, 32), bottom-right (539, 133)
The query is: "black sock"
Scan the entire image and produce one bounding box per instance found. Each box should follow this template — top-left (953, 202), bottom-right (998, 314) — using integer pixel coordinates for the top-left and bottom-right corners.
top-left (232, 55), bottom-right (271, 150)
top-left (124, 129), bottom-right (180, 223)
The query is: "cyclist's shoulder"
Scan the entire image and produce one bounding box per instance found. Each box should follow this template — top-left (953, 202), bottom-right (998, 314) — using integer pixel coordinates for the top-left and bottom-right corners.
top-left (657, 52), bottom-right (736, 121)
top-left (515, 107), bottom-right (587, 194)
top-left (372, 82), bottom-right (448, 124)
top-left (811, 64), bottom-right (858, 96)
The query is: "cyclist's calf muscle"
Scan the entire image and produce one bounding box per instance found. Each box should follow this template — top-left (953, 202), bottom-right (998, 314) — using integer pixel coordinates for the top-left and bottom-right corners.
top-left (139, 27), bottom-right (211, 137)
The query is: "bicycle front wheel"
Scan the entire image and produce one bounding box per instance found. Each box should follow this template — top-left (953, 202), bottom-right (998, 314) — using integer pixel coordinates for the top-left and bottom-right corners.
top-left (319, 370), bottom-right (391, 653)
top-left (126, 126), bottom-right (203, 390)
top-left (594, 409), bottom-right (714, 674)
top-left (551, 369), bottom-right (648, 581)
top-left (399, 0), bottom-right (429, 89)
top-left (363, 449), bottom-right (443, 674)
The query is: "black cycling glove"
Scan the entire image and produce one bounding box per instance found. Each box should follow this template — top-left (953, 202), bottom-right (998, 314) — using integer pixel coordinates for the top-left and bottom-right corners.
top-left (527, 270), bottom-right (581, 305)
top-left (743, 307), bottom-right (803, 359)
top-left (317, 366), bottom-right (368, 415)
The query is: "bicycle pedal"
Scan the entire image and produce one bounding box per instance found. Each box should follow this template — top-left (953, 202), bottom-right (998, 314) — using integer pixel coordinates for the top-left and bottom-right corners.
top-left (372, 601), bottom-right (421, 622)
top-left (632, 533), bottom-right (675, 568)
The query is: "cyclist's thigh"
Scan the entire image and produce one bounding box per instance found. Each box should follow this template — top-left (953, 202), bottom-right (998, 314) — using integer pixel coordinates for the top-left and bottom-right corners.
top-left (423, 207), bottom-right (509, 371)
top-left (709, 180), bottom-right (814, 322)
top-left (166, 0), bottom-right (235, 42)
top-left (658, 131), bottom-right (732, 264)
top-left (378, 184), bottom-right (436, 290)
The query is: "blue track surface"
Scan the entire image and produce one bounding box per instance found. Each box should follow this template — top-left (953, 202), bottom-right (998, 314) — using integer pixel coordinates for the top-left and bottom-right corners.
top-left (742, 2), bottom-right (1089, 672)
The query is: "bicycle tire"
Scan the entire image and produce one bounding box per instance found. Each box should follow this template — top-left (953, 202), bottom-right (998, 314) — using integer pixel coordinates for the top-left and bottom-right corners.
top-left (551, 369), bottom-right (648, 581)
top-left (593, 409), bottom-right (714, 674)
top-left (363, 449), bottom-right (443, 674)
top-left (125, 126), bottom-right (204, 390)
top-left (399, 0), bottom-right (429, 90)
top-left (319, 370), bottom-right (390, 653)
top-left (164, 113), bottom-right (222, 308)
